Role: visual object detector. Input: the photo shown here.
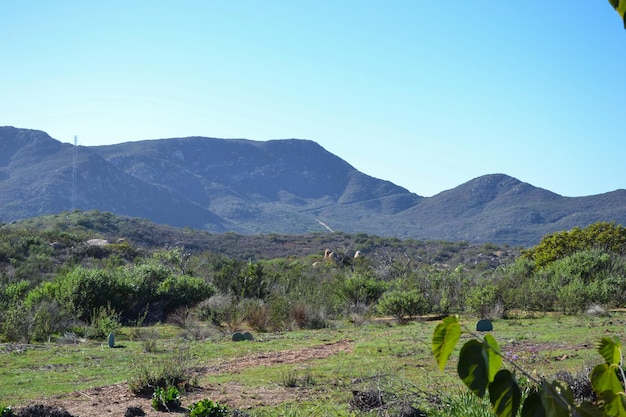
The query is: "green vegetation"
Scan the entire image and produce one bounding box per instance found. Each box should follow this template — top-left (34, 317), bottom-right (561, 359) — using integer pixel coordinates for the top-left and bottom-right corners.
top-left (609, 0), bottom-right (626, 28)
top-left (152, 385), bottom-right (182, 412)
top-left (188, 399), bottom-right (228, 417)
top-left (433, 315), bottom-right (626, 417)
top-left (0, 407), bottom-right (14, 417)
top-left (2, 211), bottom-right (626, 415)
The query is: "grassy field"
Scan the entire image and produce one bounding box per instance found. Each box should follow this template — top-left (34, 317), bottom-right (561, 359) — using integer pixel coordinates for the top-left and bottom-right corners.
top-left (2, 313), bottom-right (626, 415)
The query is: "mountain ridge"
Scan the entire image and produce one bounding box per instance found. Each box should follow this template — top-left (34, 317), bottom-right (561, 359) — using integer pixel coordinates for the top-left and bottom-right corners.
top-left (1, 126), bottom-right (624, 246)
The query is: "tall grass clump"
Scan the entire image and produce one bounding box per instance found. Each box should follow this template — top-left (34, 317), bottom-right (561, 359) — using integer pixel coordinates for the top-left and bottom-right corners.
top-left (428, 391), bottom-right (495, 417)
top-left (128, 348), bottom-right (193, 395)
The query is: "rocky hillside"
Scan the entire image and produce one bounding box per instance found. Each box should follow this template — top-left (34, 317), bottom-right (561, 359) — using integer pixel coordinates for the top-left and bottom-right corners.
top-left (1, 126), bottom-right (624, 246)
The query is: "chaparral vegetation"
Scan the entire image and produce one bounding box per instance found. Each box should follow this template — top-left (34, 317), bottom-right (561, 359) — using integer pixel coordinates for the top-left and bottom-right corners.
top-left (2, 210), bottom-right (626, 416)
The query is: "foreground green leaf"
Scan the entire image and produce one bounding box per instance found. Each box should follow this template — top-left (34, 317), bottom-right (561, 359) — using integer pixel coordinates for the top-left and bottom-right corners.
top-left (432, 315), bottom-right (461, 371)
top-left (577, 401), bottom-right (606, 417)
top-left (609, 0), bottom-right (626, 28)
top-left (521, 390), bottom-right (545, 417)
top-left (600, 390), bottom-right (626, 417)
top-left (458, 339), bottom-right (490, 398)
top-left (592, 363), bottom-right (626, 416)
top-left (540, 380), bottom-right (573, 417)
top-left (597, 336), bottom-right (622, 366)
top-left (484, 333), bottom-right (503, 383)
top-left (489, 369), bottom-right (521, 417)
top-left (591, 363), bottom-right (624, 396)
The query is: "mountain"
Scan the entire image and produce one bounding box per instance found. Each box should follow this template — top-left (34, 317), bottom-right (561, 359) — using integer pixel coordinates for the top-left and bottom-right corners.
top-left (1, 126), bottom-right (624, 246)
top-left (0, 127), bottom-right (228, 230)
top-left (399, 174), bottom-right (626, 244)
top-left (90, 136), bottom-right (421, 235)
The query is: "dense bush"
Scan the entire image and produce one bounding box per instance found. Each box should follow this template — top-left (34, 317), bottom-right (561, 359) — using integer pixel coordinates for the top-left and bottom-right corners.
top-left (465, 283), bottom-right (499, 319)
top-left (335, 272), bottom-right (388, 309)
top-left (55, 267), bottom-right (127, 322)
top-left (156, 275), bottom-right (215, 315)
top-left (0, 304), bottom-right (30, 342)
top-left (523, 221), bottom-right (626, 268)
top-left (0, 280), bottom-right (30, 309)
top-left (30, 300), bottom-right (72, 342)
top-left (377, 289), bottom-right (429, 321)
top-left (422, 269), bottom-right (467, 315)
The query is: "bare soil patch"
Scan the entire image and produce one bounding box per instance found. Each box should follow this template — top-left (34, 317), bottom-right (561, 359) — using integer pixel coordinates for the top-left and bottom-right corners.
top-left (23, 340), bottom-right (353, 417)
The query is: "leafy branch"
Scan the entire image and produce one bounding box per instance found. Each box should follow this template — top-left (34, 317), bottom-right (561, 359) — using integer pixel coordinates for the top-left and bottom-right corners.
top-left (432, 315), bottom-right (626, 417)
top-left (609, 0), bottom-right (626, 28)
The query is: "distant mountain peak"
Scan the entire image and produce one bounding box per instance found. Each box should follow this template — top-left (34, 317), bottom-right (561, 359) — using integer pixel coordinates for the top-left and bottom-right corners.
top-left (1, 126), bottom-right (624, 246)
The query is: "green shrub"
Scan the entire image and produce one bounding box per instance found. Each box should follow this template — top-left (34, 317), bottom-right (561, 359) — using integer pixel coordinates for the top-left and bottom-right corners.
top-left (0, 406), bottom-right (15, 417)
top-left (30, 300), bottom-right (71, 342)
top-left (523, 221), bottom-right (626, 268)
top-left (124, 262), bottom-right (171, 301)
top-left (555, 279), bottom-right (588, 315)
top-left (23, 281), bottom-right (59, 309)
top-left (188, 399), bottom-right (228, 417)
top-left (377, 289), bottom-right (429, 322)
top-left (1, 281), bottom-right (30, 307)
top-left (55, 267), bottom-right (127, 321)
top-left (335, 272), bottom-right (388, 308)
top-left (426, 269), bottom-right (467, 315)
top-left (244, 299), bottom-right (270, 332)
top-left (464, 283), bottom-right (500, 319)
top-left (0, 304), bottom-right (31, 342)
top-left (266, 294), bottom-right (292, 331)
top-left (195, 294), bottom-right (241, 329)
top-left (151, 385), bottom-right (181, 412)
top-left (157, 275), bottom-right (215, 313)
top-left (86, 304), bottom-right (121, 339)
top-left (517, 274), bottom-right (554, 312)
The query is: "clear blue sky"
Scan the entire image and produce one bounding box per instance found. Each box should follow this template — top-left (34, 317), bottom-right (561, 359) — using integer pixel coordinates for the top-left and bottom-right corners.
top-left (1, 2), bottom-right (624, 197)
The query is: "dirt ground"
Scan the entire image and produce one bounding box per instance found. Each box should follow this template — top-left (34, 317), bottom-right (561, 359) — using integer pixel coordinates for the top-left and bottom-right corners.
top-left (23, 340), bottom-right (354, 417)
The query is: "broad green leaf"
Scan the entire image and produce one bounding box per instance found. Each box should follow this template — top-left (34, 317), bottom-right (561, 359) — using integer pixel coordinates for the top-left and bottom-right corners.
top-left (577, 402), bottom-right (606, 417)
top-left (597, 336), bottom-right (622, 366)
top-left (488, 369), bottom-right (521, 417)
top-left (598, 390), bottom-right (626, 417)
top-left (432, 315), bottom-right (461, 371)
top-left (591, 363), bottom-right (623, 395)
top-left (521, 390), bottom-right (545, 417)
top-left (591, 363), bottom-right (626, 416)
top-left (484, 333), bottom-right (503, 383)
top-left (458, 339), bottom-right (490, 398)
top-left (540, 380), bottom-right (574, 417)
top-left (609, 0), bottom-right (626, 28)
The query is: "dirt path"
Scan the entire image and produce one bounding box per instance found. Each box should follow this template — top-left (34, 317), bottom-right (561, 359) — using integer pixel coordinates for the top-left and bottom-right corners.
top-left (29, 340), bottom-right (353, 417)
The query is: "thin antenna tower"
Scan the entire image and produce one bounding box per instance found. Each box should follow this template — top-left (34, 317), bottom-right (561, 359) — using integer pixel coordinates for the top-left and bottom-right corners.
top-left (72, 136), bottom-right (78, 211)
